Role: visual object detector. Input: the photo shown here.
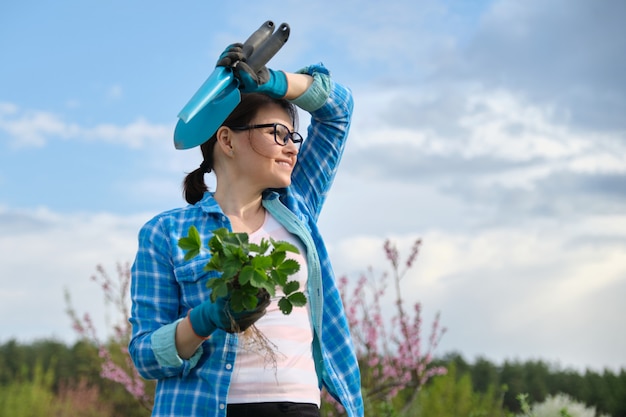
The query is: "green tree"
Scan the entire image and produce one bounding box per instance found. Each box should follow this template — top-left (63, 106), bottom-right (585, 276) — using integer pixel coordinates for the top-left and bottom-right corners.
top-left (472, 356), bottom-right (500, 393)
top-left (501, 361), bottom-right (528, 412)
top-left (408, 362), bottom-right (505, 417)
top-left (523, 361), bottom-right (550, 404)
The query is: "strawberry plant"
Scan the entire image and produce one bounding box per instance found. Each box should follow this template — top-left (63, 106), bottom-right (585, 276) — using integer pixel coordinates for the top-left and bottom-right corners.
top-left (178, 226), bottom-right (307, 315)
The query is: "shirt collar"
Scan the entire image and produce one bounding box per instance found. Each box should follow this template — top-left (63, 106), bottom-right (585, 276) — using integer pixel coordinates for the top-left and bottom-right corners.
top-left (197, 192), bottom-right (222, 214)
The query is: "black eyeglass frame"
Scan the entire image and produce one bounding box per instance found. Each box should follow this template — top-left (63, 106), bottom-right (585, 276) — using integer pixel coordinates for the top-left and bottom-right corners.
top-left (229, 123), bottom-right (303, 150)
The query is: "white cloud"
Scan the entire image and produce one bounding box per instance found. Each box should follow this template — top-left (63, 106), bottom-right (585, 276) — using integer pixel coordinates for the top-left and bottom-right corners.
top-left (0, 102), bottom-right (171, 149)
top-left (0, 103), bottom-right (74, 147)
top-left (454, 0), bottom-right (626, 133)
top-left (355, 85), bottom-right (622, 160)
top-left (348, 85), bottom-right (626, 197)
top-left (0, 206), bottom-right (149, 343)
top-left (327, 217), bottom-right (626, 372)
top-left (83, 117), bottom-right (171, 148)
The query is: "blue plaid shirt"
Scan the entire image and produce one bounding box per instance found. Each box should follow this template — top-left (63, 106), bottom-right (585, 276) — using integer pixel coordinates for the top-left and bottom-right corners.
top-left (129, 65), bottom-right (364, 417)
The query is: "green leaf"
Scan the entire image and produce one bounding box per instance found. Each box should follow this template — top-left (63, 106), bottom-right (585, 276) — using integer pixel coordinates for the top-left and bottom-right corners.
top-left (239, 266), bottom-right (255, 286)
top-left (241, 285), bottom-right (259, 297)
top-left (222, 231), bottom-right (249, 248)
top-left (283, 280), bottom-right (300, 296)
top-left (276, 259), bottom-right (300, 276)
top-left (221, 264), bottom-right (239, 280)
top-left (204, 253), bottom-right (224, 272)
top-left (251, 255), bottom-right (273, 270)
top-left (242, 293), bottom-right (259, 311)
top-left (178, 236), bottom-right (200, 251)
top-left (183, 248), bottom-right (200, 261)
top-left (223, 257), bottom-right (244, 277)
top-left (209, 281), bottom-right (229, 301)
top-left (179, 225), bottom-right (201, 246)
top-left (258, 281), bottom-right (276, 297)
top-left (230, 290), bottom-right (245, 312)
top-left (224, 244), bottom-right (248, 261)
top-left (278, 297), bottom-right (293, 315)
top-left (250, 239), bottom-right (271, 255)
top-left (178, 225), bottom-right (202, 260)
top-left (249, 268), bottom-right (268, 288)
top-left (207, 228), bottom-right (227, 252)
top-left (287, 291), bottom-right (307, 307)
top-left (248, 242), bottom-right (264, 255)
top-left (269, 269), bottom-right (285, 287)
top-left (271, 239), bottom-right (300, 255)
top-left (271, 251), bottom-right (287, 267)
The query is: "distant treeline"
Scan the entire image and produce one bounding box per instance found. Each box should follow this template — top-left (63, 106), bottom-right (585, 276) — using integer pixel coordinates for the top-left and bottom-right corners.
top-left (0, 339), bottom-right (624, 416)
top-left (0, 338), bottom-right (151, 417)
top-left (436, 352), bottom-right (626, 416)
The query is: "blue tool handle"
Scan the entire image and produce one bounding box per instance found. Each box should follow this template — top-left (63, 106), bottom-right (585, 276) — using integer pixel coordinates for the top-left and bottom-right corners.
top-left (242, 20), bottom-right (275, 61)
top-left (246, 23), bottom-right (290, 71)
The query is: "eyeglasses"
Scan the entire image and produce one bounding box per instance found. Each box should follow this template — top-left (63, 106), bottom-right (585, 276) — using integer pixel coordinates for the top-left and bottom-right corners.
top-left (230, 123), bottom-right (303, 151)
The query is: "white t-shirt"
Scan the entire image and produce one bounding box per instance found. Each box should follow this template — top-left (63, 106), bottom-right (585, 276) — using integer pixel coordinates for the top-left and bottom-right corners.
top-left (226, 211), bottom-right (320, 406)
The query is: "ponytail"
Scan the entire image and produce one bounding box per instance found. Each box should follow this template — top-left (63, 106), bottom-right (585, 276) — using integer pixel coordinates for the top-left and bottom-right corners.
top-left (182, 138), bottom-right (216, 204)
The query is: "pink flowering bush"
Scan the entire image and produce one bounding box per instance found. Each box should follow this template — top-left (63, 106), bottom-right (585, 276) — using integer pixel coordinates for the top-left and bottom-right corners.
top-left (65, 263), bottom-right (154, 411)
top-left (322, 239), bottom-right (447, 416)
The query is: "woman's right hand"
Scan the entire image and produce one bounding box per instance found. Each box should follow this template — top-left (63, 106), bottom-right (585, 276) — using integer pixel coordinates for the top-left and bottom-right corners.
top-left (188, 290), bottom-right (271, 338)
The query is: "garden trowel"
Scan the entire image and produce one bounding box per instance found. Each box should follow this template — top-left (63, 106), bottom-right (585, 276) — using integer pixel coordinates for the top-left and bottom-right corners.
top-left (173, 21), bottom-right (290, 150)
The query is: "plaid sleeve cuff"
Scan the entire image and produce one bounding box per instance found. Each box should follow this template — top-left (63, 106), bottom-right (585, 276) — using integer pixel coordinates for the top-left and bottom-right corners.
top-left (151, 319), bottom-right (203, 370)
top-left (289, 63), bottom-right (332, 112)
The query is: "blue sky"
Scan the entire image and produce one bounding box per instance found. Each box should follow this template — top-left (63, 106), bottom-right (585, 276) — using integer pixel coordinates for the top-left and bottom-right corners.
top-left (1, 0), bottom-right (625, 373)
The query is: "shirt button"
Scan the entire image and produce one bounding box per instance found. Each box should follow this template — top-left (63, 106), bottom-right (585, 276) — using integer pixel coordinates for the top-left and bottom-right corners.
top-left (225, 363), bottom-right (232, 370)
top-left (219, 404), bottom-right (225, 410)
top-left (221, 216), bottom-right (227, 222)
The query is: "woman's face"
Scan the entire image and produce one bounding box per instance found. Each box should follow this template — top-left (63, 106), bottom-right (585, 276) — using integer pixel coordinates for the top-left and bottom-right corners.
top-left (231, 103), bottom-right (300, 191)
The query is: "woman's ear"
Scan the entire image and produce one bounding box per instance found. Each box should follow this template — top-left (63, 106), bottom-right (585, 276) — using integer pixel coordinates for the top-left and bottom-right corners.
top-left (215, 126), bottom-right (235, 157)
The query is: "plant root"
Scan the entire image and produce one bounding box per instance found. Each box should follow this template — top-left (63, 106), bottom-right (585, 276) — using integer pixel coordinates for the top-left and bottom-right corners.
top-left (238, 325), bottom-right (283, 374)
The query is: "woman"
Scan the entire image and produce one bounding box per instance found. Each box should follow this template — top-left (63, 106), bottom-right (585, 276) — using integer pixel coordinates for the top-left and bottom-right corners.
top-left (129, 44), bottom-right (363, 417)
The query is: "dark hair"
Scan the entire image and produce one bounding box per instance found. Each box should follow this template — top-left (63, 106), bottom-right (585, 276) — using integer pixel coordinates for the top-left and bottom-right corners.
top-left (182, 93), bottom-right (299, 204)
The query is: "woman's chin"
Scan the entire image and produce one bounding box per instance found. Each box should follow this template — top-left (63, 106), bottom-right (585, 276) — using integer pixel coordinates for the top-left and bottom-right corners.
top-left (272, 177), bottom-right (292, 189)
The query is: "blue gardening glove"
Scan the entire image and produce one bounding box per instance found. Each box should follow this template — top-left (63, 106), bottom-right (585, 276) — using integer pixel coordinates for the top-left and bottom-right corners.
top-left (234, 62), bottom-right (288, 99)
top-left (216, 43), bottom-right (288, 99)
top-left (188, 289), bottom-right (271, 337)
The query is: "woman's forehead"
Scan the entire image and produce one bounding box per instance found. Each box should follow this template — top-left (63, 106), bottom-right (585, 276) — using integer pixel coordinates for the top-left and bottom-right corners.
top-left (253, 104), bottom-right (293, 127)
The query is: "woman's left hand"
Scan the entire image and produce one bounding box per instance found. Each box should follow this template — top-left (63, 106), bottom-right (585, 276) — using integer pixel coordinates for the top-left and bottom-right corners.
top-left (234, 61), bottom-right (288, 98)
